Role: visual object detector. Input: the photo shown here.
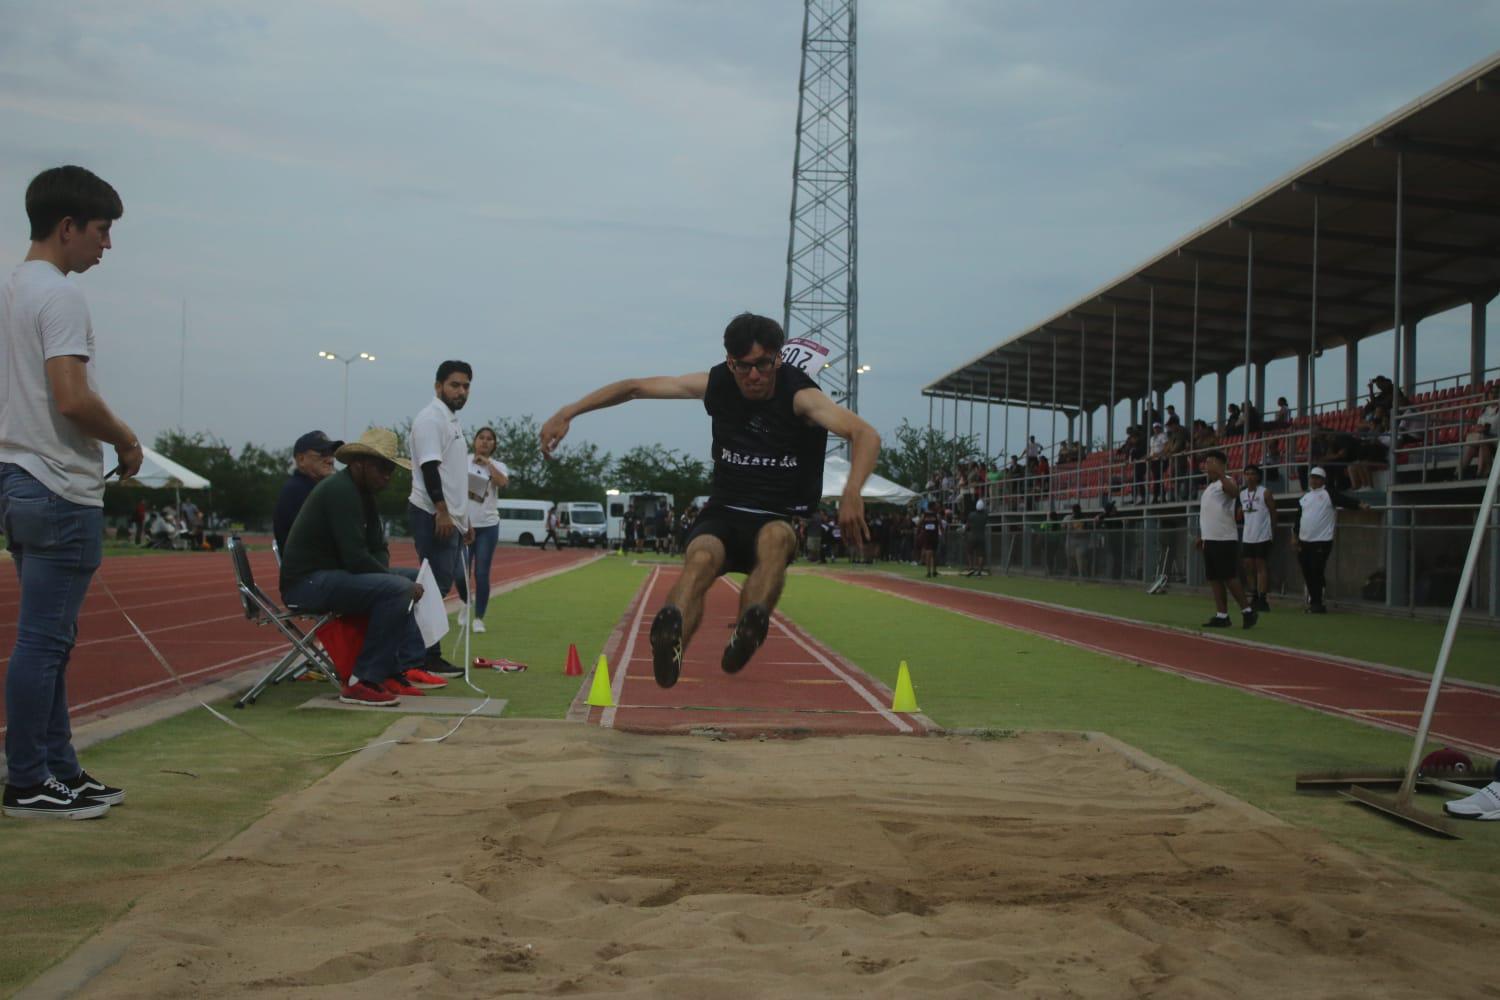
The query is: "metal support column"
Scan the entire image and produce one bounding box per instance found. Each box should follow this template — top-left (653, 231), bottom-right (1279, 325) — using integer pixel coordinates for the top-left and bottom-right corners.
top-left (1346, 338), bottom-right (1360, 410)
top-left (1254, 359), bottom-right (1268, 417)
top-left (1401, 321), bottom-right (1417, 397)
top-left (1309, 195), bottom-right (1319, 425)
top-left (1243, 231), bottom-right (1254, 417)
top-left (1216, 371), bottom-right (1227, 429)
top-left (1108, 306), bottom-right (1118, 447)
top-left (925, 393), bottom-right (933, 485)
top-left (985, 370), bottom-right (992, 458)
top-left (1187, 261), bottom-right (1199, 428)
top-left (1050, 333), bottom-right (1058, 475)
top-left (1004, 364), bottom-right (1011, 460)
top-left (1474, 298), bottom-right (1491, 387)
top-left (1387, 152), bottom-right (1407, 608)
top-left (1296, 354), bottom-right (1309, 417)
top-left (1146, 286), bottom-right (1155, 431)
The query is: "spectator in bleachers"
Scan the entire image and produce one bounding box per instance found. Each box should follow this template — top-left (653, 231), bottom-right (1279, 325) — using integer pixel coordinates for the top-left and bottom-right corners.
top-left (1461, 385), bottom-right (1499, 481)
top-left (1274, 397), bottom-right (1292, 427)
top-left (1192, 419), bottom-right (1218, 452)
top-left (1166, 422), bottom-right (1191, 500)
top-left (1225, 403), bottom-right (1244, 436)
top-left (1294, 466), bottom-right (1370, 614)
top-left (1148, 422), bottom-right (1168, 503)
top-left (272, 430), bottom-right (341, 555)
top-left (1165, 404), bottom-right (1180, 428)
top-left (1092, 493), bottom-right (1121, 578)
top-left (1122, 426), bottom-right (1147, 503)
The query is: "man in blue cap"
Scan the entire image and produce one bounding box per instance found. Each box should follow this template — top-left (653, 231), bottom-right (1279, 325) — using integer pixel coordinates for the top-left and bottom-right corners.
top-left (273, 430), bottom-right (342, 555)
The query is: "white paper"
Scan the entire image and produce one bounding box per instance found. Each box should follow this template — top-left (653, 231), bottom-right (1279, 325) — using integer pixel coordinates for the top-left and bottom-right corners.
top-left (414, 559), bottom-right (450, 648)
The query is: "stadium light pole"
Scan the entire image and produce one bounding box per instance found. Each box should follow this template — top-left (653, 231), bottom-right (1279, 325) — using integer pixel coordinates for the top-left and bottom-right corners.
top-left (317, 350), bottom-right (376, 439)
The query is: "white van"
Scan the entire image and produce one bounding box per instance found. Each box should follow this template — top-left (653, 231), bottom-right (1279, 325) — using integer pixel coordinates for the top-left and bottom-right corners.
top-left (604, 489), bottom-right (673, 546)
top-left (496, 499), bottom-right (552, 545)
top-left (556, 501), bottom-right (607, 547)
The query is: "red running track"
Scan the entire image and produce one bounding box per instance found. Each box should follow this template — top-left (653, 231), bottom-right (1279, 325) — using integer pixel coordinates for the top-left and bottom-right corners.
top-left (831, 572), bottom-right (1500, 758)
top-left (578, 565), bottom-right (932, 737)
top-left (0, 543), bottom-right (596, 733)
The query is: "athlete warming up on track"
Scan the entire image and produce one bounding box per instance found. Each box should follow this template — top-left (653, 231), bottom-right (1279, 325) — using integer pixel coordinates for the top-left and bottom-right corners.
top-left (540, 312), bottom-right (880, 687)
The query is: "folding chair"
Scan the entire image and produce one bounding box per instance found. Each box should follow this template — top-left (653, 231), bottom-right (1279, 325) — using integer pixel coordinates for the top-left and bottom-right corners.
top-left (228, 535), bottom-right (339, 707)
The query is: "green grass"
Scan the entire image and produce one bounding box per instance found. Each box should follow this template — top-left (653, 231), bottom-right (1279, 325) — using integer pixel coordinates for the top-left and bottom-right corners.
top-left (0, 682), bottom-right (395, 995)
top-left (449, 556), bottom-right (649, 717)
top-left (779, 575), bottom-right (1500, 912)
top-left (847, 562), bottom-right (1500, 688)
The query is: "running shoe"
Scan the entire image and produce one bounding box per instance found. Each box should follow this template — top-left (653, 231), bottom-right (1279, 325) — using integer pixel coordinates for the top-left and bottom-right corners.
top-left (423, 656), bottom-right (465, 678)
top-left (471, 618), bottom-right (487, 634)
top-left (3, 777), bottom-right (110, 820)
top-left (339, 680), bottom-right (400, 706)
top-left (1201, 616), bottom-right (1232, 628)
top-left (1443, 781), bottom-right (1500, 821)
top-left (649, 604), bottom-right (685, 688)
top-left (722, 603), bottom-right (770, 675)
top-left (1241, 609), bottom-right (1259, 630)
top-left (402, 668), bottom-right (449, 690)
top-left (1254, 595), bottom-right (1271, 613)
top-left (382, 676), bottom-right (427, 697)
top-left (63, 770), bottom-right (125, 807)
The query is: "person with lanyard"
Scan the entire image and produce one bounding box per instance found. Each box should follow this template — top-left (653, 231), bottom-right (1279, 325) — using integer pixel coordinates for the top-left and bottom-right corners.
top-left (1294, 466), bottom-right (1369, 614)
top-left (459, 426), bottom-right (508, 634)
top-left (1196, 450), bottom-right (1258, 630)
top-left (1238, 463), bottom-right (1277, 613)
top-left (406, 360), bottom-right (474, 676)
top-left (919, 505), bottom-right (941, 577)
top-left (541, 312), bottom-right (879, 687)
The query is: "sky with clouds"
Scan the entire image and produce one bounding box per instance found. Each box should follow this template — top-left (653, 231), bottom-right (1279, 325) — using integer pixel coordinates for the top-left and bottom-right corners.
top-left (3, 0), bottom-right (1497, 471)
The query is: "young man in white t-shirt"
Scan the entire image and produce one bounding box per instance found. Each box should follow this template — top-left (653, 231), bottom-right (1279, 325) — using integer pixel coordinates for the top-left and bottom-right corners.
top-left (1195, 450), bottom-right (1257, 630)
top-left (406, 360), bottom-right (474, 675)
top-left (1, 167), bottom-right (142, 820)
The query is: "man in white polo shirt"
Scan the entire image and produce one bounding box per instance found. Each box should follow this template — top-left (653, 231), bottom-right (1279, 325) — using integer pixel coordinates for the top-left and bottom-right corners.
top-left (1196, 449), bottom-right (1257, 630)
top-left (407, 360), bottom-right (474, 675)
top-left (1294, 466), bottom-right (1369, 614)
top-left (2, 167), bottom-right (141, 820)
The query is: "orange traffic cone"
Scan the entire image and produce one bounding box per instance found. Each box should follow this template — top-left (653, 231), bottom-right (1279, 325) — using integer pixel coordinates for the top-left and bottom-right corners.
top-left (564, 643), bottom-right (583, 676)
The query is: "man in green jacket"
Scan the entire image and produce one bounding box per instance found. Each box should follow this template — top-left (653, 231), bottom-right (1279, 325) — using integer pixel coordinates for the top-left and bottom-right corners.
top-left (280, 428), bottom-right (444, 706)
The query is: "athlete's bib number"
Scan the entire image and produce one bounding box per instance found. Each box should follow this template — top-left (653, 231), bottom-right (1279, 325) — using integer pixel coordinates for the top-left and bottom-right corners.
top-left (780, 337), bottom-right (830, 375)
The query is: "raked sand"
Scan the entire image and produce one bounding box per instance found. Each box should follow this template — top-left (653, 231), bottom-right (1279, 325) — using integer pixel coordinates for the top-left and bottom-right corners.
top-left (66, 719), bottom-right (1494, 999)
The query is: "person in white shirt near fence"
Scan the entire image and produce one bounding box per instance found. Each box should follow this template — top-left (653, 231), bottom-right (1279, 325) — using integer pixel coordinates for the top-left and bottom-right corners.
top-left (1196, 450), bottom-right (1258, 630)
top-left (1239, 463), bottom-right (1277, 613)
top-left (1294, 466), bottom-right (1369, 614)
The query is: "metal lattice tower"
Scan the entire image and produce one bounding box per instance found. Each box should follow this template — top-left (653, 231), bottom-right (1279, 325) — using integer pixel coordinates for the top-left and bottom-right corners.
top-left (782, 0), bottom-right (858, 412)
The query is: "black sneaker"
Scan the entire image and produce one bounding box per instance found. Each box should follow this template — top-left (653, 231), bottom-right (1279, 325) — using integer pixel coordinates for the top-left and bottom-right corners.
top-left (1308, 603), bottom-right (1328, 615)
top-left (1255, 595), bottom-right (1271, 613)
top-left (1241, 609), bottom-right (1259, 630)
top-left (1201, 616), bottom-right (1232, 628)
top-left (64, 771), bottom-right (125, 806)
top-left (3, 777), bottom-right (110, 820)
top-left (722, 604), bottom-right (771, 675)
top-left (424, 656), bottom-right (465, 678)
top-left (649, 604), bottom-right (685, 688)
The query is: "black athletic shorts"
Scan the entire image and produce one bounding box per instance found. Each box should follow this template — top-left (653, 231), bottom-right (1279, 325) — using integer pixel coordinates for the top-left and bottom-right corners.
top-left (1240, 539), bottom-right (1272, 559)
top-left (686, 504), bottom-right (795, 576)
top-left (1201, 539), bottom-right (1239, 581)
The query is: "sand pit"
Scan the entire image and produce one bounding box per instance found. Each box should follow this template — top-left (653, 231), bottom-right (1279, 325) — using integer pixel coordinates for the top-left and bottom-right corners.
top-left (61, 720), bottom-right (1494, 999)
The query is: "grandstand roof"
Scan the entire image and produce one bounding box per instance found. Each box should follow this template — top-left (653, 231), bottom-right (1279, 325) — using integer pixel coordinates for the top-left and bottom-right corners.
top-left (927, 50), bottom-right (1500, 413)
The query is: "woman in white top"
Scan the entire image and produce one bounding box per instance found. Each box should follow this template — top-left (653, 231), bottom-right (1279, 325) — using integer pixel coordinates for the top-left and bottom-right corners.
top-left (462, 427), bottom-right (509, 632)
top-left (1238, 463), bottom-right (1277, 612)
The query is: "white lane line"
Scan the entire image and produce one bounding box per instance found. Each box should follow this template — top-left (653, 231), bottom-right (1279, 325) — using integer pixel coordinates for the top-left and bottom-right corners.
top-left (601, 566), bottom-right (660, 729)
top-left (720, 578), bottom-right (910, 734)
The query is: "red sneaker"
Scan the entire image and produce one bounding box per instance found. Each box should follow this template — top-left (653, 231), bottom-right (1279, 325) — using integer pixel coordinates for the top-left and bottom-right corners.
top-left (382, 676), bottom-right (426, 697)
top-left (401, 668), bottom-right (449, 690)
top-left (338, 680), bottom-right (399, 706)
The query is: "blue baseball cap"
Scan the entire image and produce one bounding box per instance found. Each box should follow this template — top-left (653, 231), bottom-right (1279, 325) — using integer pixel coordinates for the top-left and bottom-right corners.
top-left (293, 430), bottom-right (342, 455)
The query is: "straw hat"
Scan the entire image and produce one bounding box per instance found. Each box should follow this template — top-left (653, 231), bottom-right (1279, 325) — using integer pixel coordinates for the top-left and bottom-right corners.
top-left (335, 428), bottom-right (411, 470)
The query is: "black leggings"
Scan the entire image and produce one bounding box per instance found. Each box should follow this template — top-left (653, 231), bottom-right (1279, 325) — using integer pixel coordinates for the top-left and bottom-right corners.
top-left (1299, 540), bottom-right (1333, 605)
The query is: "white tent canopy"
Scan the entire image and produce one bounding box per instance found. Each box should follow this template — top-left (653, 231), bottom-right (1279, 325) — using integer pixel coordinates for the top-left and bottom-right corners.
top-left (821, 455), bottom-right (917, 504)
top-left (116, 447), bottom-right (211, 491)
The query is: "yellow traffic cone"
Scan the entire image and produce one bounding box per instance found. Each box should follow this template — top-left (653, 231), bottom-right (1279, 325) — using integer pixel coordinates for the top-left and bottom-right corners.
top-left (586, 654), bottom-right (614, 707)
top-left (891, 660), bottom-right (919, 713)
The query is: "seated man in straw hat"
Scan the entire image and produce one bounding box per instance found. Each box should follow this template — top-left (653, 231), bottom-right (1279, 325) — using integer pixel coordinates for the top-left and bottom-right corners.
top-left (279, 428), bottom-right (447, 706)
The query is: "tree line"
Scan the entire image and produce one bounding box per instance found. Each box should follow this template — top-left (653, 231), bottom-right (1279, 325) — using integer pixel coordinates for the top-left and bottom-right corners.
top-left (104, 415), bottom-right (952, 529)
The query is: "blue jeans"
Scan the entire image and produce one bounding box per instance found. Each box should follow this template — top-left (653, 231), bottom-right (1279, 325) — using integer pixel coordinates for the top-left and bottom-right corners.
top-left (281, 568), bottom-right (424, 684)
top-left (408, 503), bottom-right (463, 658)
top-left (468, 524), bottom-right (499, 619)
top-left (1, 463), bottom-right (102, 787)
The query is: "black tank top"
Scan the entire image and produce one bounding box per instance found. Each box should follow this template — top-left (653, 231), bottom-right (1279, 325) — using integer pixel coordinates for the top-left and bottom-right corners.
top-left (703, 362), bottom-right (828, 516)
